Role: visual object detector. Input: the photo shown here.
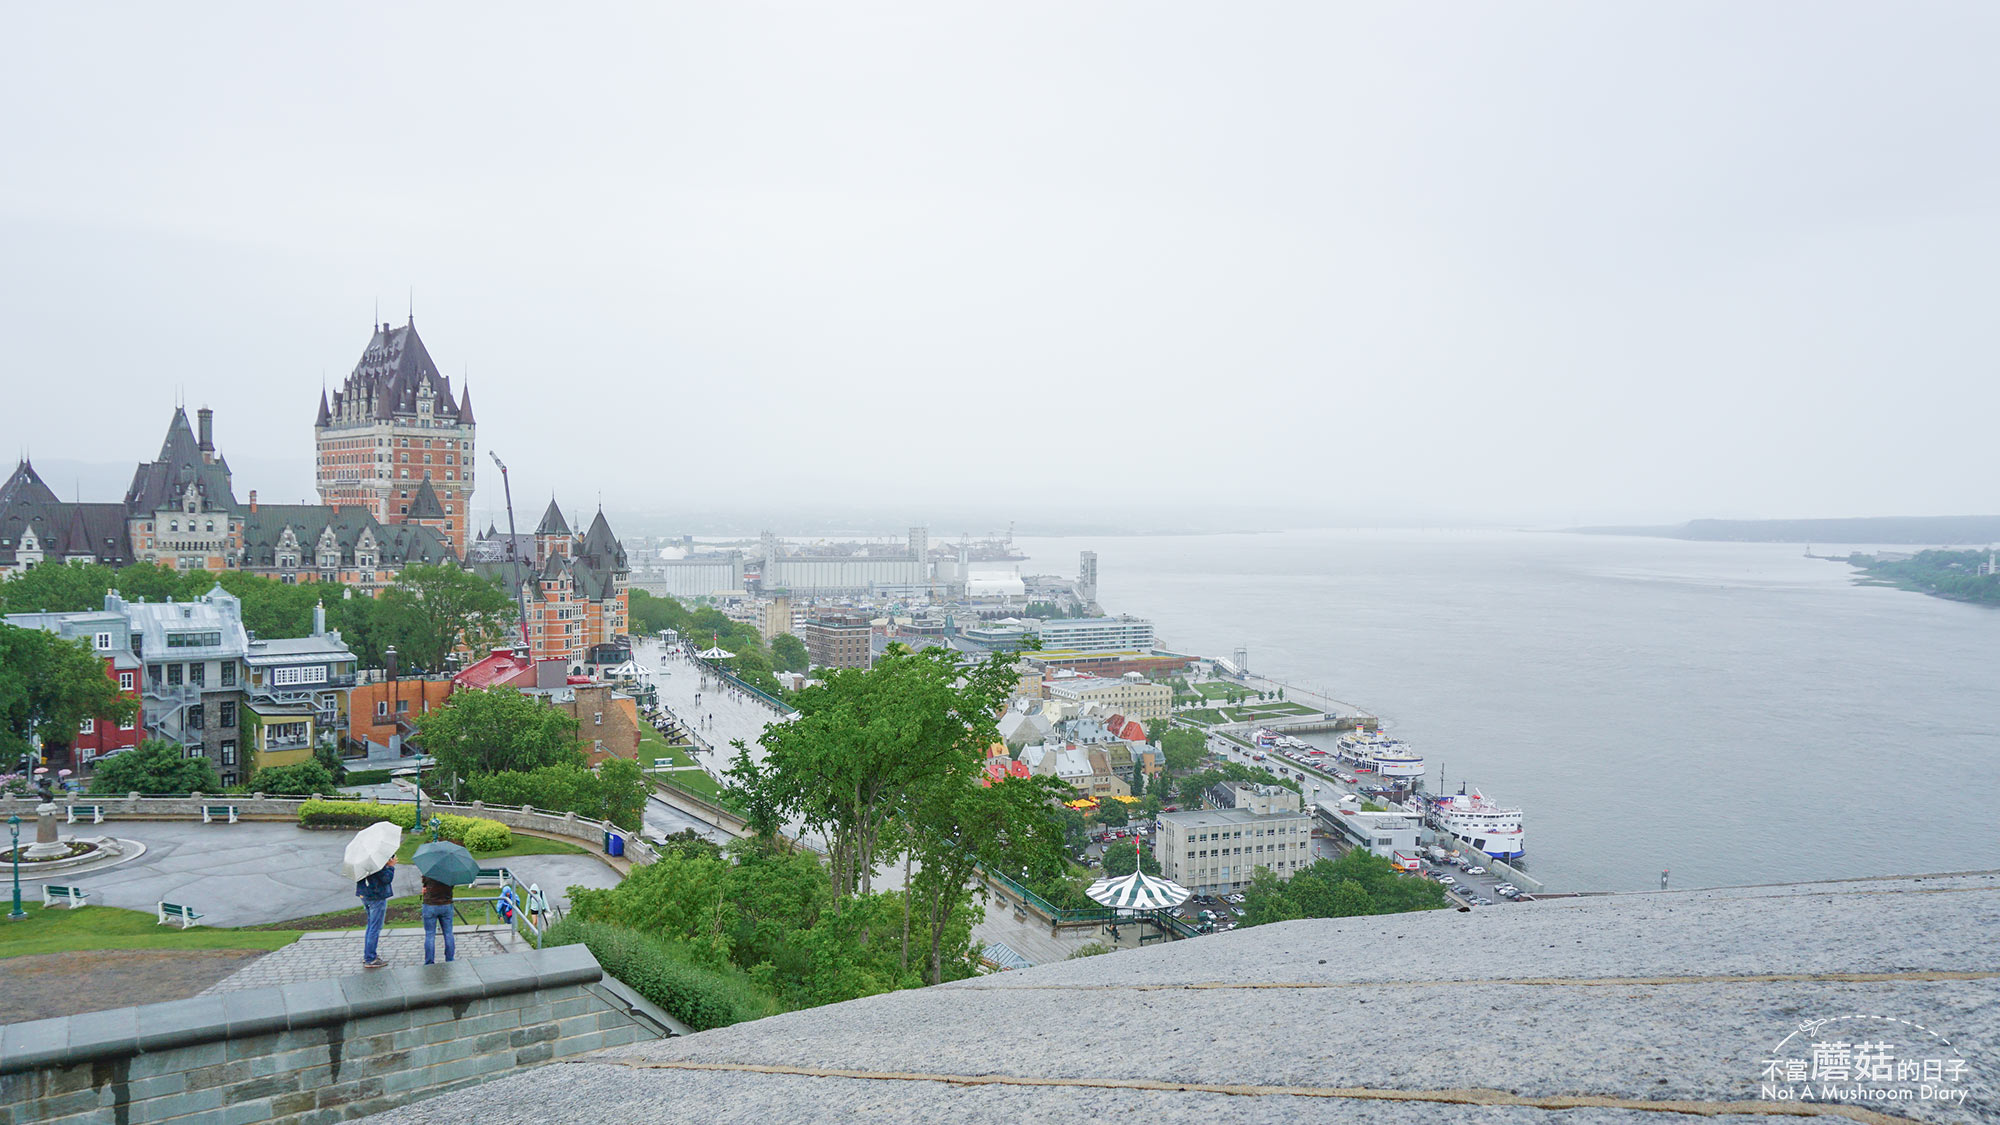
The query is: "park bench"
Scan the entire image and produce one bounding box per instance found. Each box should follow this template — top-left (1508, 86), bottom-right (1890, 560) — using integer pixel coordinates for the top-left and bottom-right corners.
top-left (473, 866), bottom-right (511, 888)
top-left (157, 901), bottom-right (204, 928)
top-left (66, 805), bottom-right (104, 825)
top-left (42, 885), bottom-right (90, 909)
top-left (201, 805), bottom-right (239, 824)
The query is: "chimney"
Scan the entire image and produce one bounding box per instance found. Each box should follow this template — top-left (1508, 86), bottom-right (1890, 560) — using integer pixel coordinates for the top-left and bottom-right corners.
top-left (197, 407), bottom-right (214, 460)
top-left (248, 489), bottom-right (258, 513)
top-left (313, 600), bottom-right (326, 636)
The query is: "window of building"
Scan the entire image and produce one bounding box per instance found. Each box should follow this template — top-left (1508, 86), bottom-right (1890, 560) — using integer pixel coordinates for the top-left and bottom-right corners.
top-left (376, 701), bottom-right (389, 718)
top-left (79, 718), bottom-right (94, 735)
top-left (187, 745), bottom-right (204, 759)
top-left (219, 701), bottom-right (236, 727)
top-left (220, 663), bottom-right (235, 687)
top-left (188, 663), bottom-right (205, 687)
top-left (396, 700), bottom-right (409, 713)
top-left (119, 671), bottom-right (134, 691)
top-left (188, 705), bottom-right (204, 730)
top-left (119, 717), bottom-right (135, 731)
top-left (221, 741), bottom-right (236, 765)
top-left (167, 664), bottom-right (183, 686)
top-left (94, 631), bottom-right (114, 650)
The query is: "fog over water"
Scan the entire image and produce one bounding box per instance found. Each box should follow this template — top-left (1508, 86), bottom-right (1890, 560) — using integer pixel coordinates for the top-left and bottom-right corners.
top-left (1006, 530), bottom-right (2000, 891)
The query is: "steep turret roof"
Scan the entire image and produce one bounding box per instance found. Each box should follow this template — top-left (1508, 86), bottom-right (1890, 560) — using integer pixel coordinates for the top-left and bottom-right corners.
top-left (535, 498), bottom-right (570, 537)
top-left (315, 389), bottom-right (332, 427)
top-left (0, 459), bottom-right (60, 508)
top-left (407, 476), bottom-right (447, 520)
top-left (125, 406), bottom-right (238, 514)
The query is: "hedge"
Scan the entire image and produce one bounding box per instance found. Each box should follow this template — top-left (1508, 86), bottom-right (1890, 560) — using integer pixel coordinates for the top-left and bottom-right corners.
top-left (343, 769), bottom-right (394, 786)
top-left (541, 918), bottom-right (778, 1031)
top-left (295, 800), bottom-right (513, 852)
top-left (298, 799), bottom-right (416, 830)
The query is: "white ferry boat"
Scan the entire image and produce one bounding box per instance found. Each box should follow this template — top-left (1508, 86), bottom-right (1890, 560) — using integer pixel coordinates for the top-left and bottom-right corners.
top-left (1427, 788), bottom-right (1525, 860)
top-left (1333, 731), bottom-right (1426, 780)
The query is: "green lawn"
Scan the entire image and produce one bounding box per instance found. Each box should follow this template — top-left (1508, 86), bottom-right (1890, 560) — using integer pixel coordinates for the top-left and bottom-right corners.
top-left (1181, 708), bottom-right (1228, 726)
top-left (638, 725), bottom-right (732, 804)
top-left (1189, 682), bottom-right (1254, 702)
top-left (0, 903), bottom-right (302, 958)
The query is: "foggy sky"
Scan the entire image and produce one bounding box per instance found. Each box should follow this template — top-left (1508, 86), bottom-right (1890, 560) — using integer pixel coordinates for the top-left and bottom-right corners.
top-left (3, 3), bottom-right (1995, 531)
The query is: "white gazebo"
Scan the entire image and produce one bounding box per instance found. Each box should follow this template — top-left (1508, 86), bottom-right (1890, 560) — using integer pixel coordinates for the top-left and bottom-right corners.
top-left (696, 646), bottom-right (735, 660)
top-left (1086, 837), bottom-right (1191, 915)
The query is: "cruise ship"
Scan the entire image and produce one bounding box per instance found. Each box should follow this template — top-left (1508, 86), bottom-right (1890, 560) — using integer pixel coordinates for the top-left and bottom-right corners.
top-left (1333, 731), bottom-right (1426, 781)
top-left (1426, 788), bottom-right (1525, 860)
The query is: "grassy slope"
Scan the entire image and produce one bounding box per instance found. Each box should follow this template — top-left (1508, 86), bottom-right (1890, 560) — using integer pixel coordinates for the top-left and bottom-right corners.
top-left (0, 903), bottom-right (301, 958)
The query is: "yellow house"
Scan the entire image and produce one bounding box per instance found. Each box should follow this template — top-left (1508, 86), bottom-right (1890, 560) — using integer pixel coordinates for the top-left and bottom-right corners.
top-left (244, 700), bottom-right (317, 771)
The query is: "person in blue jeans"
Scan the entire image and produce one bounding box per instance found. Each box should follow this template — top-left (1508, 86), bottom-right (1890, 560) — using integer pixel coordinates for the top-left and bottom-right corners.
top-left (356, 857), bottom-right (396, 968)
top-left (421, 875), bottom-right (456, 964)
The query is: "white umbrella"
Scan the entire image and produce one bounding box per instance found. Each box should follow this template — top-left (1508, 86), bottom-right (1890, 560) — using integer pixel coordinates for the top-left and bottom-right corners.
top-left (339, 821), bottom-right (403, 881)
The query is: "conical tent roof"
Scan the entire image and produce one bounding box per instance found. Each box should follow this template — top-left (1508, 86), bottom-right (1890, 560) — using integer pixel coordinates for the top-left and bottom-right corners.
top-left (1085, 868), bottom-right (1191, 912)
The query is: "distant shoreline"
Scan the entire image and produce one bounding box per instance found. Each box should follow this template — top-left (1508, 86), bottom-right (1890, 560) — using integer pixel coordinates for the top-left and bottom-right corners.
top-left (1563, 515), bottom-right (2000, 546)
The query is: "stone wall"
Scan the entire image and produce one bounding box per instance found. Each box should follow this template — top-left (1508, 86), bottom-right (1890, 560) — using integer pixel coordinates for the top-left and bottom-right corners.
top-left (0, 946), bottom-right (673, 1125)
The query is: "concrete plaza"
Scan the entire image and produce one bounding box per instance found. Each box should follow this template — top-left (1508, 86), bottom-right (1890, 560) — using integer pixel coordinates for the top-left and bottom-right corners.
top-left (10, 821), bottom-right (622, 928)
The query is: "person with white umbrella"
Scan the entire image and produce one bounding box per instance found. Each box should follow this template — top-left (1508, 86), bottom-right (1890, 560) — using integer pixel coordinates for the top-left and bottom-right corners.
top-left (342, 821), bottom-right (403, 968)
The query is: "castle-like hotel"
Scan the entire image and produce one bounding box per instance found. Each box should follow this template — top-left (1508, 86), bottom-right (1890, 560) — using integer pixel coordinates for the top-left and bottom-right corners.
top-left (0, 317), bottom-right (627, 664)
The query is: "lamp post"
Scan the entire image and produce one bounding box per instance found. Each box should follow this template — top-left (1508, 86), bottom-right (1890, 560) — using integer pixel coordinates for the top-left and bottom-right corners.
top-left (8, 815), bottom-right (24, 920)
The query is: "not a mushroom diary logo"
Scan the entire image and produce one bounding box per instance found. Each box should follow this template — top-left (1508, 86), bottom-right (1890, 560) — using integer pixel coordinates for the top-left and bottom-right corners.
top-left (1759, 1013), bottom-right (1977, 1112)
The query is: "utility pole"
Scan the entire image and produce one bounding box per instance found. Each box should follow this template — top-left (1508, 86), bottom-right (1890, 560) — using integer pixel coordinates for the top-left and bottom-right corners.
top-left (489, 452), bottom-right (533, 651)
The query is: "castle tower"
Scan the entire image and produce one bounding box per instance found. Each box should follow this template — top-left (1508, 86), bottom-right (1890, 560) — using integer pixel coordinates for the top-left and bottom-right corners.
top-left (314, 316), bottom-right (476, 557)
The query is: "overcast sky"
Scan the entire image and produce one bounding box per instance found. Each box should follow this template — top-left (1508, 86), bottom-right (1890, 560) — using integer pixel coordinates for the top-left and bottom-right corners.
top-left (2, 3), bottom-right (1995, 531)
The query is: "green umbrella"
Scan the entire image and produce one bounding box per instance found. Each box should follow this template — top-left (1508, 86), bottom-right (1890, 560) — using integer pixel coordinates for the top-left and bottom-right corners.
top-left (412, 841), bottom-right (481, 886)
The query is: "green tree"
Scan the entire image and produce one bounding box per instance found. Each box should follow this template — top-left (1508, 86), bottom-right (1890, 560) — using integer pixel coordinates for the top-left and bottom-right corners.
top-left (729, 647), bottom-right (1018, 899)
top-left (1158, 726), bottom-right (1206, 774)
top-left (253, 760), bottom-right (337, 795)
top-left (904, 771), bottom-right (1068, 983)
top-left (0, 624), bottom-right (137, 765)
top-left (597, 757), bottom-right (647, 832)
top-left (414, 688), bottom-right (585, 788)
top-left (1239, 851), bottom-right (1447, 926)
top-left (770, 633), bottom-right (809, 673)
top-left (1129, 760), bottom-right (1145, 797)
top-left (376, 564), bottom-right (516, 673)
top-left (1094, 800), bottom-right (1129, 827)
top-left (1100, 838), bottom-right (1160, 876)
top-left (89, 738), bottom-right (220, 795)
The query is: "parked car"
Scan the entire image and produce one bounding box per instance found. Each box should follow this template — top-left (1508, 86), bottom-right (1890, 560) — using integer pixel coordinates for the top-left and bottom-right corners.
top-left (1466, 866), bottom-right (1487, 876)
top-left (1437, 875), bottom-right (1456, 886)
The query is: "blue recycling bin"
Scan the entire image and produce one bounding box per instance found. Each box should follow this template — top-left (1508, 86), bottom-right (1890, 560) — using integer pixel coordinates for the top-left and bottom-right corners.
top-left (606, 832), bottom-right (625, 857)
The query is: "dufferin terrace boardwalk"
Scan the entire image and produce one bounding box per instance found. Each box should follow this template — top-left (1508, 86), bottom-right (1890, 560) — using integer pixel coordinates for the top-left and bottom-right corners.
top-left (362, 871), bottom-right (1997, 1125)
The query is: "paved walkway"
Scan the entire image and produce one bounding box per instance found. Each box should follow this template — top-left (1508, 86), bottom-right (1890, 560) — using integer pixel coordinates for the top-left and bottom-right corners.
top-left (4, 949), bottom-right (268, 1021)
top-left (200, 927), bottom-right (515, 994)
top-left (17, 821), bottom-right (623, 928)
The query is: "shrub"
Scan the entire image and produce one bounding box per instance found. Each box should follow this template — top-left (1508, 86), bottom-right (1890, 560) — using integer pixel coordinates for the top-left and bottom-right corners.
top-left (459, 819), bottom-right (512, 852)
top-left (297, 799), bottom-right (416, 830)
top-left (254, 761), bottom-right (337, 796)
top-left (541, 918), bottom-right (778, 1031)
top-left (343, 769), bottom-right (393, 786)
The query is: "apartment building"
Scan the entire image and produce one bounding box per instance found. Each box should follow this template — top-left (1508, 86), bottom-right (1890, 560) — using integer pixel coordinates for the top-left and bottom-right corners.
top-left (1045, 672), bottom-right (1171, 721)
top-left (1158, 784), bottom-right (1313, 896)
top-left (802, 610), bottom-right (872, 669)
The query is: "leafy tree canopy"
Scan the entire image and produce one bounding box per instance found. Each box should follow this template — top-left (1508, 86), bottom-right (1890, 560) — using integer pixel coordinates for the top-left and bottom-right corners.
top-left (89, 738), bottom-right (220, 795)
top-left (1157, 726), bottom-right (1207, 773)
top-left (377, 564), bottom-right (516, 674)
top-left (1100, 838), bottom-right (1160, 877)
top-left (0, 624), bottom-right (136, 761)
top-left (414, 687), bottom-right (585, 788)
top-left (253, 760), bottom-right (338, 795)
top-left (1238, 851), bottom-right (1447, 926)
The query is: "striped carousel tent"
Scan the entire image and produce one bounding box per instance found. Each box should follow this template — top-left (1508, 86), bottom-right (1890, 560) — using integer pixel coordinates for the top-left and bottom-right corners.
top-left (1085, 867), bottom-right (1191, 913)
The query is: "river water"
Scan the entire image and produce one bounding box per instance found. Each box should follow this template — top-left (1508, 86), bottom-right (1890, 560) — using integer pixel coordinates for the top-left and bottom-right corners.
top-left (1002, 530), bottom-right (1998, 892)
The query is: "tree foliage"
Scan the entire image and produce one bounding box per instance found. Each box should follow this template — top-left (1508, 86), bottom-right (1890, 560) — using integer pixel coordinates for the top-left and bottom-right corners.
top-left (769, 633), bottom-right (809, 673)
top-left (1238, 851), bottom-right (1447, 926)
top-left (414, 687), bottom-right (585, 789)
top-left (729, 647), bottom-right (1020, 900)
top-left (376, 564), bottom-right (516, 673)
top-left (1100, 838), bottom-right (1160, 876)
top-left (1157, 725), bottom-right (1207, 774)
top-left (0, 624), bottom-right (136, 763)
top-left (89, 738), bottom-right (220, 795)
top-left (457, 758), bottom-right (647, 831)
top-left (252, 760), bottom-right (338, 795)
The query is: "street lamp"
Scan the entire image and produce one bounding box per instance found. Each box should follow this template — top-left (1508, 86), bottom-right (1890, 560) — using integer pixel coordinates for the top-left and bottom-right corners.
top-left (8, 816), bottom-right (24, 920)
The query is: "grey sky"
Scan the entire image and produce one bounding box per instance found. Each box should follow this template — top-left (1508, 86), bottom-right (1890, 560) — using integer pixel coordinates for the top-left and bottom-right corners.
top-left (2, 3), bottom-right (1994, 530)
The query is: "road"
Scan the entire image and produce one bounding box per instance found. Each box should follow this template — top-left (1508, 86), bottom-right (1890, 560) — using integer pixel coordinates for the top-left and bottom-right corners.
top-left (1200, 729), bottom-right (1526, 908)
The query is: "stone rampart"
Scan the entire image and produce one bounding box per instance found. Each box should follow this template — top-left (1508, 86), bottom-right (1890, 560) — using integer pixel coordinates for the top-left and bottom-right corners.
top-left (0, 946), bottom-right (671, 1124)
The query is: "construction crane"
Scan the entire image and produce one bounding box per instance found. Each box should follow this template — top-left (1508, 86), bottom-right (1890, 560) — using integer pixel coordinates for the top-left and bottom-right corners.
top-left (488, 451), bottom-right (533, 651)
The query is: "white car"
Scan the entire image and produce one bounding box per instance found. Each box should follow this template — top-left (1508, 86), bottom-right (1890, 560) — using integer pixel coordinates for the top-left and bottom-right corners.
top-left (1437, 875), bottom-right (1456, 886)
top-left (1466, 866), bottom-right (1487, 876)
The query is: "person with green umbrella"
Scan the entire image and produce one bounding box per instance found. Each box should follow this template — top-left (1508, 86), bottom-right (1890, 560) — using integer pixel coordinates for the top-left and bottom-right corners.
top-left (413, 839), bottom-right (480, 965)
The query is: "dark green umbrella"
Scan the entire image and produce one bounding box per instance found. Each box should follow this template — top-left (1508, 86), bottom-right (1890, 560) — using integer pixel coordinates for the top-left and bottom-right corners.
top-left (412, 841), bottom-right (480, 886)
